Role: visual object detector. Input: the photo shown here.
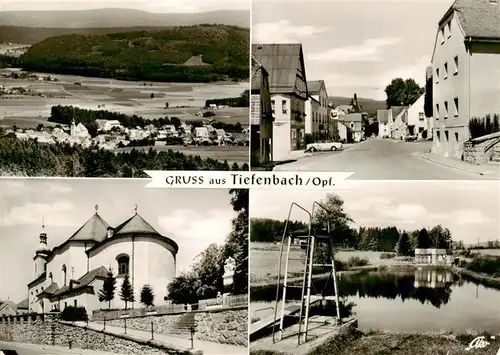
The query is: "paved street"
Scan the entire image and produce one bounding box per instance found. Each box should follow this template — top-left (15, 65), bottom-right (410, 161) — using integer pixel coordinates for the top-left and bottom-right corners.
top-left (0, 341), bottom-right (121, 355)
top-left (274, 139), bottom-right (499, 180)
top-left (75, 321), bottom-right (247, 355)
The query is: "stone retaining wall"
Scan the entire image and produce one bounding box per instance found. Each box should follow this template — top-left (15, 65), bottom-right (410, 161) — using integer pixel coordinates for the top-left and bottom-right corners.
top-left (194, 308), bottom-right (247, 346)
top-left (0, 314), bottom-right (196, 355)
top-left (463, 133), bottom-right (500, 165)
top-left (94, 306), bottom-right (248, 347)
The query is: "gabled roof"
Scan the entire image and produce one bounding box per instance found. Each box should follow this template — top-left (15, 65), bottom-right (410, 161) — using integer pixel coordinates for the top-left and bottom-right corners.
top-left (68, 213), bottom-right (110, 242)
top-left (52, 266), bottom-right (108, 297)
top-left (377, 109), bottom-right (391, 124)
top-left (307, 80), bottom-right (324, 95)
top-left (114, 213), bottom-right (161, 236)
top-left (17, 298), bottom-right (28, 309)
top-left (0, 300), bottom-right (17, 312)
top-left (252, 43), bottom-right (308, 98)
top-left (390, 106), bottom-right (406, 119)
top-left (441, 0), bottom-right (500, 39)
top-left (251, 55), bottom-right (268, 91)
top-left (37, 282), bottom-right (59, 298)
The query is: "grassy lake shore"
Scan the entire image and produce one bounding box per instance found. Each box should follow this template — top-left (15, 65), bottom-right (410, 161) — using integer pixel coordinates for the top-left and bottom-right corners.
top-left (251, 330), bottom-right (500, 355)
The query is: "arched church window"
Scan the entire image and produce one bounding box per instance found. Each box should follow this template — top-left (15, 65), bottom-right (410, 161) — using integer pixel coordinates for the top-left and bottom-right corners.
top-left (117, 255), bottom-right (130, 275)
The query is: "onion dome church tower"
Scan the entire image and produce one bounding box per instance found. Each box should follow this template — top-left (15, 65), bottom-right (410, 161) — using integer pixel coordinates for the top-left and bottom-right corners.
top-left (34, 219), bottom-right (50, 279)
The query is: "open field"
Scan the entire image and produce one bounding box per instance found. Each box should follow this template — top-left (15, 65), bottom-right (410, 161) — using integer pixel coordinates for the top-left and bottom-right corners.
top-left (0, 70), bottom-right (249, 121)
top-left (114, 145), bottom-right (249, 165)
top-left (250, 242), bottom-right (384, 281)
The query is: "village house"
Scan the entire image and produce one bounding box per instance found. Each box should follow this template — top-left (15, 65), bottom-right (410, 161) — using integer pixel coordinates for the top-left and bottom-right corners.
top-left (338, 113), bottom-right (364, 142)
top-left (390, 106), bottom-right (408, 140)
top-left (431, 0), bottom-right (500, 159)
top-left (407, 94), bottom-right (432, 139)
top-left (0, 301), bottom-right (17, 316)
top-left (377, 110), bottom-right (391, 138)
top-left (252, 43), bottom-right (308, 161)
top-left (27, 207), bottom-right (178, 314)
top-left (305, 95), bottom-right (320, 142)
top-left (305, 80), bottom-right (329, 142)
top-left (251, 55), bottom-right (273, 166)
top-left (414, 248), bottom-right (452, 265)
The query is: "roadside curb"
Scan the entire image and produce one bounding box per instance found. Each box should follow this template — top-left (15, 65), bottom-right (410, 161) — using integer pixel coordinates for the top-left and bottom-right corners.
top-left (414, 152), bottom-right (499, 178)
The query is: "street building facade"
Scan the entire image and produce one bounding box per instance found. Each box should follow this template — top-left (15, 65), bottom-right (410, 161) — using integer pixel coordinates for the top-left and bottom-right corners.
top-left (252, 43), bottom-right (308, 161)
top-left (251, 55), bottom-right (273, 166)
top-left (431, 0), bottom-right (500, 159)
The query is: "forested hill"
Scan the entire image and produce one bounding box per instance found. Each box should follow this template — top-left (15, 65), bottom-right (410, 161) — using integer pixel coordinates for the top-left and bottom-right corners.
top-left (18, 24), bottom-right (249, 83)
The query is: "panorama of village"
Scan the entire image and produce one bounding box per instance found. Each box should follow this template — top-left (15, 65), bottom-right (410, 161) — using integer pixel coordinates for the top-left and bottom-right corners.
top-left (0, 9), bottom-right (250, 177)
top-left (251, 0), bottom-right (500, 180)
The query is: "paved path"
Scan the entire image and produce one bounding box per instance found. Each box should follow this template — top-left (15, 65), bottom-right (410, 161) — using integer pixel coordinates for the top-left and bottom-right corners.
top-left (76, 321), bottom-right (247, 355)
top-left (274, 139), bottom-right (499, 180)
top-left (0, 341), bottom-right (121, 355)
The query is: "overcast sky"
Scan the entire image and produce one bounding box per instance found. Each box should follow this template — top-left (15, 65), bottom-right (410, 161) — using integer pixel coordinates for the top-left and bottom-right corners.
top-left (252, 0), bottom-right (453, 100)
top-left (2, 0), bottom-right (249, 13)
top-left (0, 179), bottom-right (236, 302)
top-left (250, 181), bottom-right (500, 246)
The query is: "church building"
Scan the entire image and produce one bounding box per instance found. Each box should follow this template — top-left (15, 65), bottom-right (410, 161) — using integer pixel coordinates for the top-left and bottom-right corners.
top-left (27, 206), bottom-right (178, 314)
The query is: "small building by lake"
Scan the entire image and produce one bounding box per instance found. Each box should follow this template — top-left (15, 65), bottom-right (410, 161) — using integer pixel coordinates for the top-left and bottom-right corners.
top-left (414, 248), bottom-right (452, 265)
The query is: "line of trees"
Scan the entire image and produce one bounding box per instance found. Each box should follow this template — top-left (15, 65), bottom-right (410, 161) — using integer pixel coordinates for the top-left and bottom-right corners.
top-left (205, 90), bottom-right (249, 108)
top-left (166, 189), bottom-right (248, 304)
top-left (0, 135), bottom-right (247, 176)
top-left (98, 269), bottom-right (155, 309)
top-left (469, 114), bottom-right (500, 139)
top-left (250, 193), bottom-right (454, 257)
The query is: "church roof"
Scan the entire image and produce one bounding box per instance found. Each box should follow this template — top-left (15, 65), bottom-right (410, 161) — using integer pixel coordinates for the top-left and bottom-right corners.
top-left (17, 298), bottom-right (28, 309)
top-left (38, 282), bottom-right (59, 297)
top-left (113, 213), bottom-right (161, 236)
top-left (68, 213), bottom-right (110, 242)
top-left (52, 266), bottom-right (108, 297)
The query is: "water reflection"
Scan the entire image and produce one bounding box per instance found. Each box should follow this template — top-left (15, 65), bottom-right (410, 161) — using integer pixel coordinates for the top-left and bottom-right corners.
top-left (252, 268), bottom-right (456, 309)
top-left (251, 268), bottom-right (500, 333)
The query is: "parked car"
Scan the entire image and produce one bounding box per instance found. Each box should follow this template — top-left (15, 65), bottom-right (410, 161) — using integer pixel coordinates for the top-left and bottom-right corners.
top-left (405, 135), bottom-right (418, 142)
top-left (305, 140), bottom-right (343, 152)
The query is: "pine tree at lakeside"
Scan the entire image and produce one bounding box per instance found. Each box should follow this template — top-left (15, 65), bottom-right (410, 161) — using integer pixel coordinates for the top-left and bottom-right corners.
top-left (396, 232), bottom-right (412, 256)
top-left (98, 269), bottom-right (116, 309)
top-left (140, 284), bottom-right (155, 308)
top-left (120, 274), bottom-right (135, 310)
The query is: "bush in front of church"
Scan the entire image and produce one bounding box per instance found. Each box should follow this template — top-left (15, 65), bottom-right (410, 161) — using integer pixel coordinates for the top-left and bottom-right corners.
top-left (60, 306), bottom-right (88, 322)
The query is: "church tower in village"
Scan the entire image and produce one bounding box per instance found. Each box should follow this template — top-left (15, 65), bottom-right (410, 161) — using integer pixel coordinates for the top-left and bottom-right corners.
top-left (34, 221), bottom-right (50, 279)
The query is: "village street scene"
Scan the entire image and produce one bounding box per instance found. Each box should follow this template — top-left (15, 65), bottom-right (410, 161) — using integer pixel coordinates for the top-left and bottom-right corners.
top-left (0, 1), bottom-right (250, 176)
top-left (251, 0), bottom-right (500, 180)
top-left (0, 180), bottom-right (249, 355)
top-left (249, 182), bottom-right (500, 355)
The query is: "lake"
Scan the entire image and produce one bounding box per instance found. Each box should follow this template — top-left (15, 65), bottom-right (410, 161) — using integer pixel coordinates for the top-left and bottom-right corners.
top-left (251, 268), bottom-right (500, 334)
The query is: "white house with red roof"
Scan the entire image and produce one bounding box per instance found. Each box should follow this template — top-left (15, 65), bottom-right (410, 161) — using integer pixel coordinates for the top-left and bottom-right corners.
top-left (27, 207), bottom-right (178, 314)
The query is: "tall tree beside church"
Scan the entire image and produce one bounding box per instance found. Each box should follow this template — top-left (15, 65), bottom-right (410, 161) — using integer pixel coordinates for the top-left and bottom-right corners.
top-left (120, 274), bottom-right (135, 310)
top-left (98, 269), bottom-right (116, 309)
top-left (223, 189), bottom-right (249, 294)
top-left (140, 284), bottom-right (155, 308)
